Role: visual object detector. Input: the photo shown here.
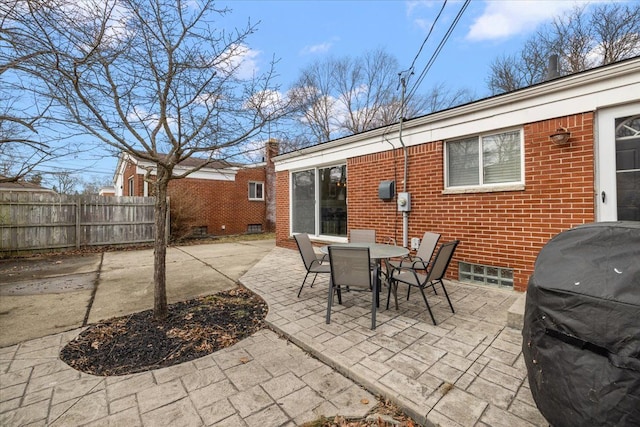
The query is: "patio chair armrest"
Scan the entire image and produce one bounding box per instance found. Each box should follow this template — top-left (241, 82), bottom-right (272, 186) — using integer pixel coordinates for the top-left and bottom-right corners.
top-left (398, 255), bottom-right (414, 266)
top-left (389, 265), bottom-right (423, 283)
top-left (409, 258), bottom-right (430, 270)
top-left (310, 258), bottom-right (325, 269)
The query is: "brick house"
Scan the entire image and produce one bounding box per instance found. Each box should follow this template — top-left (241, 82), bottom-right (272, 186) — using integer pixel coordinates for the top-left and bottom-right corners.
top-left (113, 141), bottom-right (278, 237)
top-left (0, 177), bottom-right (57, 194)
top-left (273, 58), bottom-right (640, 292)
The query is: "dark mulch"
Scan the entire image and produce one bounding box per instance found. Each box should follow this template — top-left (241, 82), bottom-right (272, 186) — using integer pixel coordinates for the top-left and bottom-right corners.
top-left (60, 286), bottom-right (267, 376)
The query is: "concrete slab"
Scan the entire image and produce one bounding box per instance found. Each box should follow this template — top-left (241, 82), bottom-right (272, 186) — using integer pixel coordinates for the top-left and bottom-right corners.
top-left (0, 292), bottom-right (91, 347)
top-left (0, 254), bottom-right (102, 283)
top-left (0, 254), bottom-right (101, 347)
top-left (178, 240), bottom-right (278, 281)
top-left (0, 240), bottom-right (275, 347)
top-left (87, 241), bottom-right (275, 323)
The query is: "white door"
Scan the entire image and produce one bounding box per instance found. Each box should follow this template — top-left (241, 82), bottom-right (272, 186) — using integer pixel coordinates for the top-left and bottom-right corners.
top-left (596, 103), bottom-right (640, 221)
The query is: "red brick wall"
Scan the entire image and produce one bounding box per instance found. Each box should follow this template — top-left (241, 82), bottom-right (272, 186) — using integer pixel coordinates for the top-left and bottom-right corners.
top-left (123, 161), bottom-right (145, 196)
top-left (167, 167), bottom-right (266, 237)
top-left (276, 113), bottom-right (595, 291)
top-left (122, 158), bottom-right (268, 237)
top-left (275, 170), bottom-right (294, 249)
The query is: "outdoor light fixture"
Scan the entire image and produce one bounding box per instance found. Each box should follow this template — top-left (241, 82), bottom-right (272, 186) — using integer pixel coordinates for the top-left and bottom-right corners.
top-left (550, 127), bottom-right (571, 144)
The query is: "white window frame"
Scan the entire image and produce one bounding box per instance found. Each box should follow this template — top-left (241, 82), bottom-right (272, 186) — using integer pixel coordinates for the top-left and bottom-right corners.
top-left (444, 128), bottom-right (525, 194)
top-left (289, 164), bottom-right (348, 242)
top-left (248, 181), bottom-right (264, 201)
top-left (127, 176), bottom-right (134, 196)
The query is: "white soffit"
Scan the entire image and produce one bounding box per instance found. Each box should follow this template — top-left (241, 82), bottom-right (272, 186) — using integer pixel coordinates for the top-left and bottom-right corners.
top-left (275, 58), bottom-right (640, 172)
top-left (133, 160), bottom-right (238, 181)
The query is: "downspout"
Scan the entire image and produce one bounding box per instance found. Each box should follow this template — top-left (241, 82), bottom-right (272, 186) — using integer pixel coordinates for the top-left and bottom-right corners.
top-left (398, 77), bottom-right (409, 248)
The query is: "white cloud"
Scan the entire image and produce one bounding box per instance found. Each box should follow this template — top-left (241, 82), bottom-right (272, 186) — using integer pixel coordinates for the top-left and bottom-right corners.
top-left (245, 89), bottom-right (287, 116)
top-left (406, 1), bottom-right (440, 32)
top-left (216, 43), bottom-right (261, 80)
top-left (466, 1), bottom-right (583, 41)
top-left (300, 42), bottom-right (333, 55)
top-left (413, 18), bottom-right (432, 32)
top-left (126, 106), bottom-right (177, 133)
top-left (405, 1), bottom-right (436, 17)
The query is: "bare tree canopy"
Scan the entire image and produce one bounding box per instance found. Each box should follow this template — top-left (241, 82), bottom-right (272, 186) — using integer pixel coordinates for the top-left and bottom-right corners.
top-left (1, 1), bottom-right (81, 183)
top-left (487, 2), bottom-right (640, 95)
top-left (289, 48), bottom-right (473, 146)
top-left (3, 0), bottom-right (291, 318)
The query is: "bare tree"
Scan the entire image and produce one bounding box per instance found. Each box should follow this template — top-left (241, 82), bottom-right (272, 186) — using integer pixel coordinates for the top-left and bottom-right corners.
top-left (49, 171), bottom-right (80, 194)
top-left (5, 0), bottom-right (291, 319)
top-left (487, 2), bottom-right (640, 95)
top-left (289, 60), bottom-right (336, 143)
top-left (334, 49), bottom-right (400, 134)
top-left (290, 48), bottom-right (472, 145)
top-left (80, 175), bottom-right (113, 195)
top-left (0, 1), bottom-right (87, 183)
top-left (422, 82), bottom-right (474, 114)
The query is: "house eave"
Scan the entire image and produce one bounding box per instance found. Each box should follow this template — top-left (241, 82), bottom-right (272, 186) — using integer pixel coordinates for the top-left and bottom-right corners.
top-left (273, 57), bottom-right (640, 163)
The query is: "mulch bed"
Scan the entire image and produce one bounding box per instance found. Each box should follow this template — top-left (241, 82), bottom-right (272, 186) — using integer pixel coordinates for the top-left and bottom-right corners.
top-left (60, 286), bottom-right (267, 376)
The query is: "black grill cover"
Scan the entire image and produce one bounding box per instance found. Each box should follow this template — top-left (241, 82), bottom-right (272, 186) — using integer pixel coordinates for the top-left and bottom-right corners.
top-left (523, 222), bottom-right (640, 426)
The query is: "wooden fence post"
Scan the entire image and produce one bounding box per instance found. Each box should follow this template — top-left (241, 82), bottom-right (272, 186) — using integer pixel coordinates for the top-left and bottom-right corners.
top-left (76, 196), bottom-right (81, 249)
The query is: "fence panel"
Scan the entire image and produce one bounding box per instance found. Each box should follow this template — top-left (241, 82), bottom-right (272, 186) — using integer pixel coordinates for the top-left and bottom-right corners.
top-left (0, 193), bottom-right (156, 255)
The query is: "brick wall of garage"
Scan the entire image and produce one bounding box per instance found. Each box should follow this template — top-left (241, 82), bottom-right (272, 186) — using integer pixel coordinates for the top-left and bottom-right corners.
top-left (276, 112), bottom-right (595, 292)
top-left (168, 167), bottom-right (267, 237)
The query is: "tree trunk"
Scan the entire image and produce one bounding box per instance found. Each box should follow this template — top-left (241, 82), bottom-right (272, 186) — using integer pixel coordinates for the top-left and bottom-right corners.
top-left (153, 168), bottom-right (170, 320)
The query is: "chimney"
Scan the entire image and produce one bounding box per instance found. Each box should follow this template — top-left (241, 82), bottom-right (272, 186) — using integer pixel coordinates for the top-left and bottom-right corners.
top-left (264, 139), bottom-right (279, 232)
top-left (546, 54), bottom-right (560, 81)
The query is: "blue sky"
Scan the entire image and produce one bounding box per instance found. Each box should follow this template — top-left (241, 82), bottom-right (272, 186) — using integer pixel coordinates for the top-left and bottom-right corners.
top-left (218, 0), bottom-right (592, 98)
top-left (33, 0), bottom-right (604, 186)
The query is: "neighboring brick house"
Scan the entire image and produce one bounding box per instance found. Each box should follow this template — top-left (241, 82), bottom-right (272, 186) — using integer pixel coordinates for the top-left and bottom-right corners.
top-left (113, 141), bottom-right (278, 237)
top-left (0, 177), bottom-right (56, 194)
top-left (274, 58), bottom-right (640, 292)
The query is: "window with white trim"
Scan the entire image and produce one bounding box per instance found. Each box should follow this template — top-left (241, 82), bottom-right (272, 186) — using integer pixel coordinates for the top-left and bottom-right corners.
top-left (127, 177), bottom-right (134, 196)
top-left (248, 181), bottom-right (264, 200)
top-left (446, 129), bottom-right (523, 189)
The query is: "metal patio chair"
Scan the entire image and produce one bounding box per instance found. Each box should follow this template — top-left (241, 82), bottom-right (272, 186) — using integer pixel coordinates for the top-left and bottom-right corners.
top-left (349, 228), bottom-right (377, 287)
top-left (388, 231), bottom-right (441, 300)
top-left (387, 240), bottom-right (459, 325)
top-left (326, 245), bottom-right (378, 330)
top-left (350, 229), bottom-right (376, 243)
top-left (294, 233), bottom-right (331, 297)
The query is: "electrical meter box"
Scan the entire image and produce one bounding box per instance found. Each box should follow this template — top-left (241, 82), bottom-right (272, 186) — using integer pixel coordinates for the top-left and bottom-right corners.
top-left (397, 192), bottom-right (411, 212)
top-left (378, 180), bottom-right (395, 200)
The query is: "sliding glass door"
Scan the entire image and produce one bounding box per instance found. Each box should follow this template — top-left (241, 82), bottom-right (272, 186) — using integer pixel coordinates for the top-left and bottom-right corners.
top-left (291, 165), bottom-right (347, 237)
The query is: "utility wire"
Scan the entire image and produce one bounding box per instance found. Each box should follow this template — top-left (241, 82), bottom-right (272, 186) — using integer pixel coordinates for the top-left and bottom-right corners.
top-left (405, 0), bottom-right (471, 104)
top-left (379, 0), bottom-right (467, 142)
top-left (407, 0), bottom-right (449, 74)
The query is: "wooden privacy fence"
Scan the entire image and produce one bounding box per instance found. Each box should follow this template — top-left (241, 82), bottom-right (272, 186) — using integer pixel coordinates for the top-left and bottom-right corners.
top-left (0, 193), bottom-right (158, 255)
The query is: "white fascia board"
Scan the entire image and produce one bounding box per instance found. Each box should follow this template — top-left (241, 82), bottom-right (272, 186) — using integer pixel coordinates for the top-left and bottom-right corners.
top-left (275, 59), bottom-right (640, 172)
top-left (113, 153), bottom-right (126, 185)
top-left (175, 165), bottom-right (237, 181)
top-left (133, 160), bottom-right (238, 181)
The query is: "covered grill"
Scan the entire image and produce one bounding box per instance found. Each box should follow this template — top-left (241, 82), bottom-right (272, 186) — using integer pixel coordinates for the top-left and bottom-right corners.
top-left (523, 222), bottom-right (640, 426)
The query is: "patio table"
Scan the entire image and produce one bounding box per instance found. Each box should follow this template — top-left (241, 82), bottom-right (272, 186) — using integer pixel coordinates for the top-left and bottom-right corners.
top-left (320, 243), bottom-right (409, 305)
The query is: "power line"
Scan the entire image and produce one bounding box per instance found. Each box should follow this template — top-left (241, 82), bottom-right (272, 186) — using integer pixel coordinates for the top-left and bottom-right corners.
top-left (406, 0), bottom-right (449, 74)
top-left (405, 0), bottom-right (471, 104)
